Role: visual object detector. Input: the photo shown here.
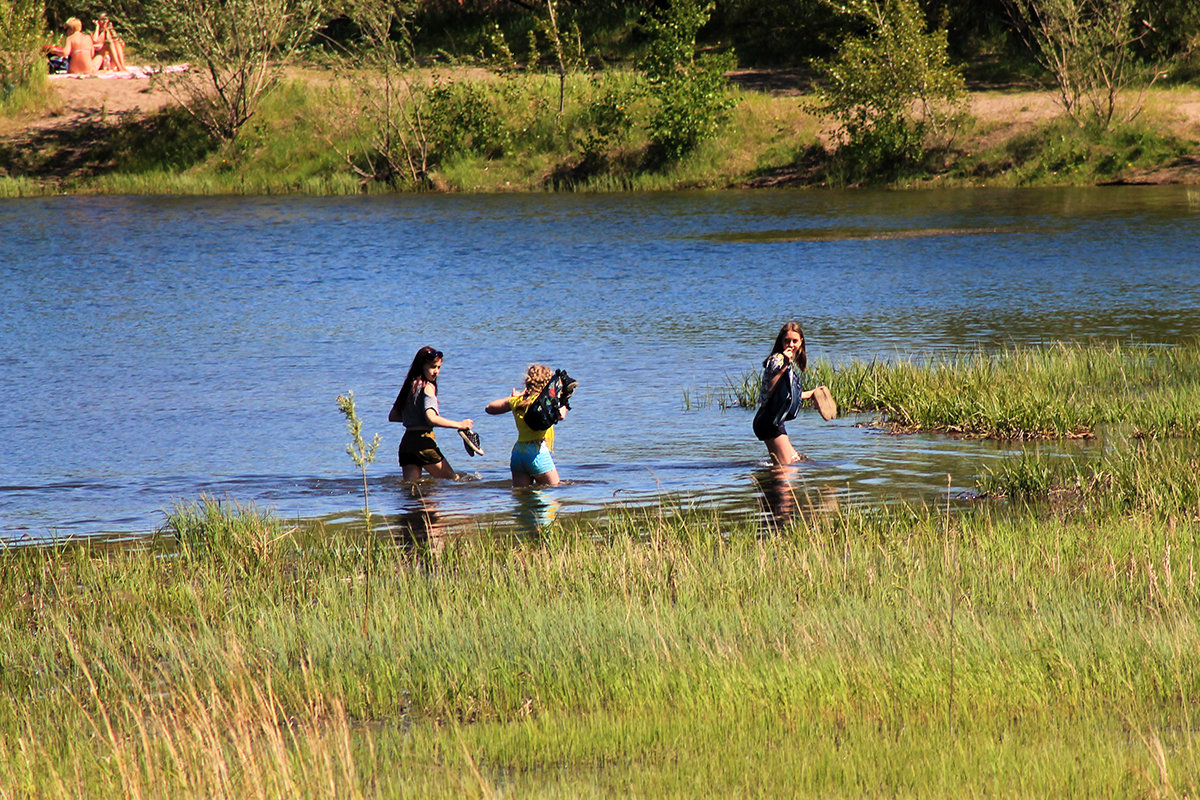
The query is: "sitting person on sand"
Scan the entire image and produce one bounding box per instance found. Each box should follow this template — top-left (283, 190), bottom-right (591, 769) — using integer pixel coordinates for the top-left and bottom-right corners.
top-left (92, 14), bottom-right (126, 72)
top-left (42, 17), bottom-right (103, 75)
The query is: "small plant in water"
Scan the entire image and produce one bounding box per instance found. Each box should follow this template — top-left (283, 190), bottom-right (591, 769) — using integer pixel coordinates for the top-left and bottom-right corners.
top-left (336, 390), bottom-right (381, 520)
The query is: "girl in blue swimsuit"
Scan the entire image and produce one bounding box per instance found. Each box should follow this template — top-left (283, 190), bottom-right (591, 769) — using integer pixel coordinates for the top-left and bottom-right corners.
top-left (485, 364), bottom-right (567, 487)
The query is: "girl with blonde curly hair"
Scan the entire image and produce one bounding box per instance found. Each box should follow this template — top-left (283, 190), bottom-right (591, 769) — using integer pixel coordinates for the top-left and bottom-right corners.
top-left (485, 363), bottom-right (568, 487)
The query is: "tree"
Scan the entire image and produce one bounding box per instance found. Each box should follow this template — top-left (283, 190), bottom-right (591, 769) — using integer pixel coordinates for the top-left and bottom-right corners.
top-left (815, 0), bottom-right (967, 179)
top-left (325, 0), bottom-right (435, 186)
top-left (0, 0), bottom-right (46, 101)
top-left (152, 0), bottom-right (327, 141)
top-left (638, 0), bottom-right (736, 164)
top-left (1009, 0), bottom-right (1161, 129)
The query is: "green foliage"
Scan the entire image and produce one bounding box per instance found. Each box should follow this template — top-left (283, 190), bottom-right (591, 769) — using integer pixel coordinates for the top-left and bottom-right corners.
top-left (0, 0), bottom-right (46, 101)
top-left (336, 390), bottom-right (380, 520)
top-left (322, 0), bottom-right (435, 187)
top-left (814, 0), bottom-right (968, 182)
top-left (820, 340), bottom-right (1200, 439)
top-left (709, 0), bottom-right (844, 65)
top-left (1010, 0), bottom-right (1162, 129)
top-left (161, 495), bottom-right (294, 566)
top-left (638, 0), bottom-right (736, 164)
top-left (150, 0), bottom-right (327, 141)
top-left (572, 72), bottom-right (636, 162)
top-left (425, 78), bottom-right (510, 159)
top-left (979, 116), bottom-right (1192, 184)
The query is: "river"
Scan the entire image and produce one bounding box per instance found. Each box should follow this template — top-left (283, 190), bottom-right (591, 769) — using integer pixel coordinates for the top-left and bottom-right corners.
top-left (2, 186), bottom-right (1198, 542)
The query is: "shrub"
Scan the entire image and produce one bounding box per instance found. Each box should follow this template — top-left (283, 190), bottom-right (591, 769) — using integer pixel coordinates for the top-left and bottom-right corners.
top-left (814, 0), bottom-right (967, 181)
top-left (638, 0), bottom-right (736, 164)
top-left (0, 0), bottom-right (46, 105)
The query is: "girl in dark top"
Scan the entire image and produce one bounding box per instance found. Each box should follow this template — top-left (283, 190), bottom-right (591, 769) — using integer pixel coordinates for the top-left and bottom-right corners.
top-left (753, 322), bottom-right (821, 464)
top-left (389, 346), bottom-right (474, 481)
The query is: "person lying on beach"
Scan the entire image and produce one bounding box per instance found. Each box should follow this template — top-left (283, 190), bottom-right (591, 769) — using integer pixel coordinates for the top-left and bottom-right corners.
top-left (42, 17), bottom-right (103, 75)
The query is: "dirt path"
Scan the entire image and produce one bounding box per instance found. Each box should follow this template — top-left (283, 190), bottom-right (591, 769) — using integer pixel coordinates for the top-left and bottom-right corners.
top-left (0, 73), bottom-right (176, 138)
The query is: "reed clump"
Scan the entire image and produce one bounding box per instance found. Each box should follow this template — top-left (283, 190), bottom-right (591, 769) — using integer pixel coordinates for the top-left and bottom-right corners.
top-left (814, 340), bottom-right (1200, 439)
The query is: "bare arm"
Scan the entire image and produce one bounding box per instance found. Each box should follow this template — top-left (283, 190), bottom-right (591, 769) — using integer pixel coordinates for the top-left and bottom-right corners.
top-left (424, 408), bottom-right (472, 430)
top-left (485, 393), bottom-right (518, 415)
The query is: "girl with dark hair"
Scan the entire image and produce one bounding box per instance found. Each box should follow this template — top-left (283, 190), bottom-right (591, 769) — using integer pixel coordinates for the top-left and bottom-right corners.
top-left (752, 322), bottom-right (826, 464)
top-left (389, 346), bottom-right (474, 481)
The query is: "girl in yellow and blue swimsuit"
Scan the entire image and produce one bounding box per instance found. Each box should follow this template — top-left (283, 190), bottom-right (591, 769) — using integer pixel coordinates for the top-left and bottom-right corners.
top-left (485, 364), bottom-right (566, 487)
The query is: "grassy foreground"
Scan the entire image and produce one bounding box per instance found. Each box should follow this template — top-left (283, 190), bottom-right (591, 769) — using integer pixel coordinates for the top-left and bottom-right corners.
top-left (3, 341), bottom-right (1199, 796)
top-left (1, 495), bottom-right (1197, 797)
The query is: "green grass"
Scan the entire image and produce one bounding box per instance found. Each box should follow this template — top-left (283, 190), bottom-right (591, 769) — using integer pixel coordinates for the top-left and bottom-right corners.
top-left (937, 116), bottom-right (1195, 188)
top-left (812, 340), bottom-right (1200, 439)
top-left (2, 492), bottom-right (1198, 796)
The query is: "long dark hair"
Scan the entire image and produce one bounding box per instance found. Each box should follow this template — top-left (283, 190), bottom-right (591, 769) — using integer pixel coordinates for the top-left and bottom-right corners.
top-left (389, 346), bottom-right (442, 422)
top-left (768, 322), bottom-right (807, 371)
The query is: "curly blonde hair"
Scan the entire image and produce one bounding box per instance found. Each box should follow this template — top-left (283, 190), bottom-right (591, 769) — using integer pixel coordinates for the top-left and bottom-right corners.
top-left (522, 364), bottom-right (552, 399)
top-left (65, 17), bottom-right (83, 33)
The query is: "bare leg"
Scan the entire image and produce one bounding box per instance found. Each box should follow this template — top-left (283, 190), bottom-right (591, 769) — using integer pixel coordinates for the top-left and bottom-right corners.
top-left (402, 463), bottom-right (424, 482)
top-left (764, 434), bottom-right (801, 465)
top-left (512, 470), bottom-right (533, 488)
top-left (530, 468), bottom-right (560, 487)
top-left (109, 39), bottom-right (126, 71)
top-left (424, 459), bottom-right (457, 480)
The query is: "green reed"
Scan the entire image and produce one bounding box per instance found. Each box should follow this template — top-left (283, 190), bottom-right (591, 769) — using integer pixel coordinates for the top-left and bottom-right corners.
top-left (683, 368), bottom-right (761, 410)
top-left (814, 340), bottom-right (1200, 439)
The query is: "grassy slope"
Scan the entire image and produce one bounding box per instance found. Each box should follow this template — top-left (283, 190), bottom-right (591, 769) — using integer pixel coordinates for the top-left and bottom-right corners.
top-left (1, 66), bottom-right (1196, 196)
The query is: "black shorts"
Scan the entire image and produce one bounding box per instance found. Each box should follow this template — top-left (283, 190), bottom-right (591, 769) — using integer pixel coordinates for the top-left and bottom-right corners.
top-left (398, 429), bottom-right (446, 467)
top-left (753, 411), bottom-right (786, 442)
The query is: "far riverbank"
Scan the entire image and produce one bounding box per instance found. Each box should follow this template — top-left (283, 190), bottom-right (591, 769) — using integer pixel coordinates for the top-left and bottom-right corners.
top-left (2, 66), bottom-right (1199, 195)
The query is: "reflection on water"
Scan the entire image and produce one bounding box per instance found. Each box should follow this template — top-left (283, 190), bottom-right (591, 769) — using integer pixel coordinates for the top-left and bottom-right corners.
top-left (513, 489), bottom-right (561, 536)
top-left (2, 186), bottom-right (1199, 541)
top-left (752, 465), bottom-right (842, 530)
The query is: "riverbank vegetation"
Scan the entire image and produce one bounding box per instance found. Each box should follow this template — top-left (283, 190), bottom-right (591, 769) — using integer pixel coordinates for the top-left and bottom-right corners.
top-left (1, 0), bottom-right (1198, 194)
top-left (3, 339), bottom-right (1198, 795)
top-left (692, 339), bottom-right (1200, 439)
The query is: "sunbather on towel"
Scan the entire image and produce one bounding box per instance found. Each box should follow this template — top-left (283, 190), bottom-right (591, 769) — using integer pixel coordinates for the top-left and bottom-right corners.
top-left (42, 17), bottom-right (102, 75)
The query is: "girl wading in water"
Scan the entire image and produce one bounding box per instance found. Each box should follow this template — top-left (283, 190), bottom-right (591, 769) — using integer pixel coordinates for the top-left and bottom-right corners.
top-left (389, 346), bottom-right (475, 481)
top-left (753, 322), bottom-right (826, 464)
top-left (485, 364), bottom-right (571, 487)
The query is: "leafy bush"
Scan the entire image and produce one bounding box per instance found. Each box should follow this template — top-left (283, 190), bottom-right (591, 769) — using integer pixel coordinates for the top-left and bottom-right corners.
top-left (1010, 0), bottom-right (1164, 129)
top-left (574, 73), bottom-right (635, 161)
top-left (814, 0), bottom-right (967, 181)
top-left (638, 0), bottom-right (736, 164)
top-left (0, 0), bottom-right (46, 103)
top-left (150, 0), bottom-right (326, 141)
top-left (425, 79), bottom-right (509, 159)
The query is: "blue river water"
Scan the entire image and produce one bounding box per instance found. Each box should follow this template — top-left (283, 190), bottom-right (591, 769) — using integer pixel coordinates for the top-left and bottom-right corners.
top-left (1, 186), bottom-right (1198, 542)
